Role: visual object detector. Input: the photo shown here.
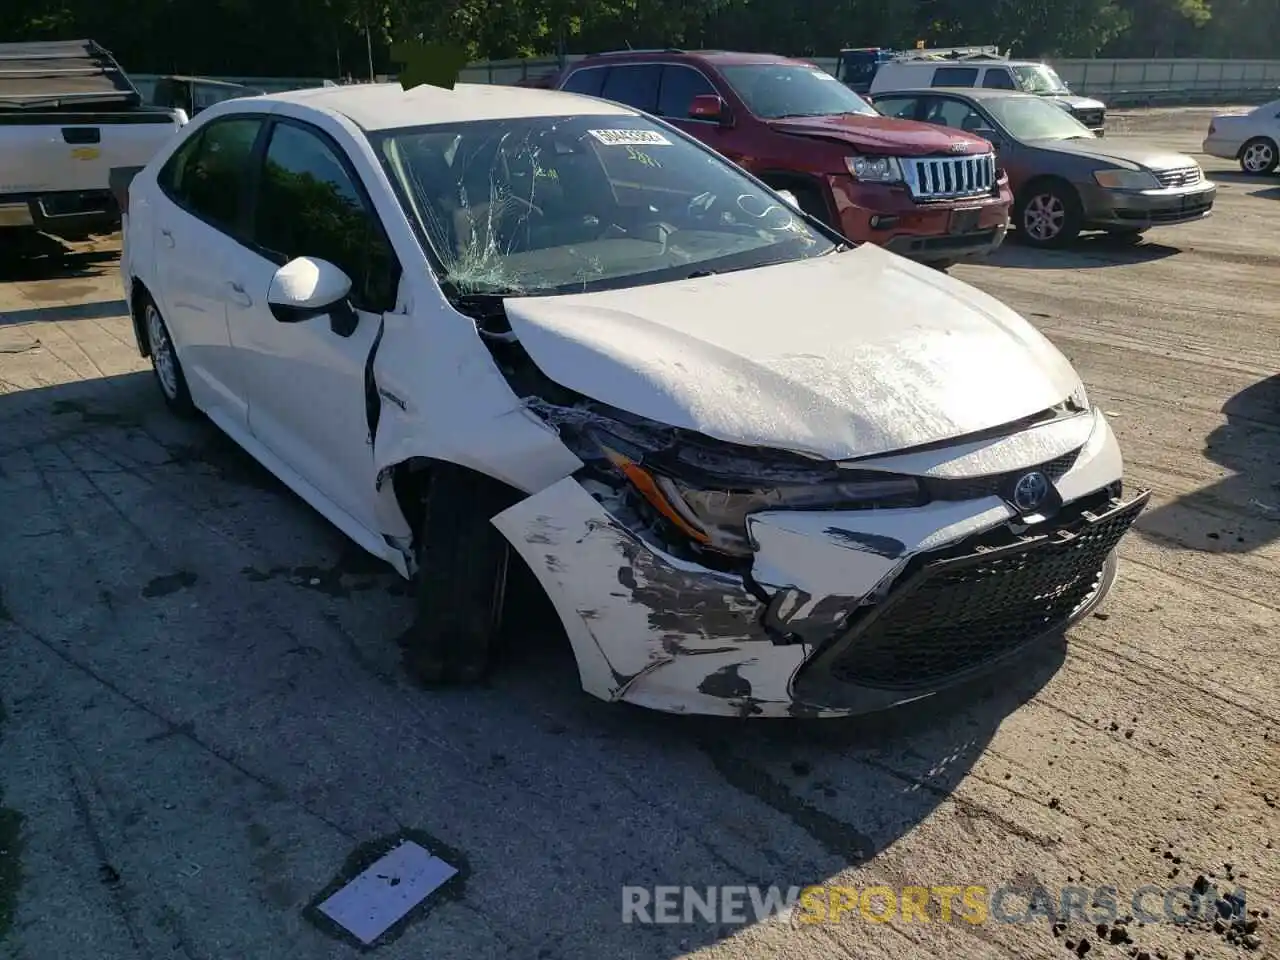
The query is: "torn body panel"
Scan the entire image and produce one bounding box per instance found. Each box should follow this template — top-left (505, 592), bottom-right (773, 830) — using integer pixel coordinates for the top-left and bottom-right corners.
top-left (368, 306), bottom-right (585, 554)
top-left (490, 405), bottom-right (1130, 717)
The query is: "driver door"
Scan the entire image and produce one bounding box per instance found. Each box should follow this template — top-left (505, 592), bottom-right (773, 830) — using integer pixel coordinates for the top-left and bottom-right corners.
top-left (228, 117), bottom-right (401, 534)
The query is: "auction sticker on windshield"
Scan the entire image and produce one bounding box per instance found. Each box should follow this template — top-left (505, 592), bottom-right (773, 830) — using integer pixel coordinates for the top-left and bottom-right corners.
top-left (588, 129), bottom-right (672, 146)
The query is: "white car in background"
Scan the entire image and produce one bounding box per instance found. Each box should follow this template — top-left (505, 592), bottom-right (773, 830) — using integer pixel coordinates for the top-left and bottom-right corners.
top-left (111, 81), bottom-right (1148, 718)
top-left (1202, 98), bottom-right (1280, 174)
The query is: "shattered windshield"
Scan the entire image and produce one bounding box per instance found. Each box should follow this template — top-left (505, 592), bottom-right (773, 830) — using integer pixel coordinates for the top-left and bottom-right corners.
top-left (374, 114), bottom-right (834, 296)
top-left (1011, 64), bottom-right (1072, 96)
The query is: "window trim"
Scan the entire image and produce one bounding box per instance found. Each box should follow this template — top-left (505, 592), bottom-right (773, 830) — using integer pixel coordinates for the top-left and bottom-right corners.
top-left (156, 112), bottom-right (269, 241)
top-left (242, 114), bottom-right (403, 314)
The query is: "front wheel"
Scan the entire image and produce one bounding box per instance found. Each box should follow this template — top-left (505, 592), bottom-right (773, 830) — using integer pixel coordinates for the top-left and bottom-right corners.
top-left (403, 464), bottom-right (515, 686)
top-left (1015, 182), bottom-right (1082, 248)
top-left (1239, 137), bottom-right (1278, 175)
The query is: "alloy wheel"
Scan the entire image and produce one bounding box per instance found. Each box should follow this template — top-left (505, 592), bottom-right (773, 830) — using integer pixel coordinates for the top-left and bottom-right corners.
top-left (146, 304), bottom-right (179, 399)
top-left (1241, 140), bottom-right (1275, 173)
top-left (1023, 193), bottom-right (1065, 242)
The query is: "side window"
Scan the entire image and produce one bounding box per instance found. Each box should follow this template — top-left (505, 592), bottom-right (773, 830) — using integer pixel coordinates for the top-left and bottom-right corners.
top-left (159, 117), bottom-right (262, 232)
top-left (923, 98), bottom-right (988, 134)
top-left (982, 69), bottom-right (1017, 90)
top-left (157, 130), bottom-right (204, 199)
top-left (873, 96), bottom-right (920, 120)
top-left (252, 122), bottom-right (400, 312)
top-left (599, 64), bottom-right (663, 113)
top-left (932, 67), bottom-right (979, 88)
top-left (657, 65), bottom-right (716, 119)
top-left (561, 68), bottom-right (606, 97)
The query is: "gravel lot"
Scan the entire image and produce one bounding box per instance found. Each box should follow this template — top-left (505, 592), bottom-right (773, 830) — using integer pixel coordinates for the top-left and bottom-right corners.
top-left (1, 106), bottom-right (1276, 960)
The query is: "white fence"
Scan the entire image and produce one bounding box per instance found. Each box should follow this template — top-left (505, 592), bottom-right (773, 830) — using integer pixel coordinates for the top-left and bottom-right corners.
top-left (132, 56), bottom-right (1280, 106)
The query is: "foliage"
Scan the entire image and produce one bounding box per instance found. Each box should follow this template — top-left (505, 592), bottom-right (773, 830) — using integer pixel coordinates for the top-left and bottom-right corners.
top-left (1, 0), bottom-right (1272, 78)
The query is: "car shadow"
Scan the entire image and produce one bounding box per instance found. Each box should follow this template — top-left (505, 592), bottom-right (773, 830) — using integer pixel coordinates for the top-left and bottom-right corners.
top-left (1201, 169), bottom-right (1278, 185)
top-left (0, 230), bottom-right (121, 284)
top-left (984, 233), bottom-right (1182, 270)
top-left (1135, 373), bottom-right (1280, 554)
top-left (0, 365), bottom-right (1070, 957)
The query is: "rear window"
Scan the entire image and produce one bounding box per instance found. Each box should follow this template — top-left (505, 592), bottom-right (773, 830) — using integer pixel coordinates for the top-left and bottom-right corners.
top-left (982, 69), bottom-right (1017, 90)
top-left (561, 67), bottom-right (606, 97)
top-left (932, 67), bottom-right (979, 87)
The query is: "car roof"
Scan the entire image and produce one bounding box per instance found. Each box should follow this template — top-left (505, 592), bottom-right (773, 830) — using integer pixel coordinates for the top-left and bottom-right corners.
top-left (873, 87), bottom-right (1040, 102)
top-left (575, 49), bottom-right (804, 67)
top-left (260, 81), bottom-right (635, 130)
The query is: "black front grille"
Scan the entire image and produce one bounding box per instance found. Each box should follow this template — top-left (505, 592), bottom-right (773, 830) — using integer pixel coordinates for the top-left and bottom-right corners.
top-left (826, 493), bottom-right (1147, 691)
top-left (924, 446), bottom-right (1081, 502)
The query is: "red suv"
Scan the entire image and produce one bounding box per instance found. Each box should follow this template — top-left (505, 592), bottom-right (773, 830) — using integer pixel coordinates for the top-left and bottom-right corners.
top-left (555, 50), bottom-right (1013, 267)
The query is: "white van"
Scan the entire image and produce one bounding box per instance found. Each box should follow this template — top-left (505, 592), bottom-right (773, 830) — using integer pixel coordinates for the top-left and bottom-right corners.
top-left (869, 58), bottom-right (1107, 133)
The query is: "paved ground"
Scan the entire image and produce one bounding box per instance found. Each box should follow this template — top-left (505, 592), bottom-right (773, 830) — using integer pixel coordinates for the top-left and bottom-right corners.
top-left (1, 106), bottom-right (1276, 960)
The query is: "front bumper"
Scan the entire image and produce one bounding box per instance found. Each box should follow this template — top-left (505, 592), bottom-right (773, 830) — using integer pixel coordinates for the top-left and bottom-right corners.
top-left (493, 409), bottom-right (1147, 718)
top-left (827, 175), bottom-right (1013, 265)
top-left (1080, 180), bottom-right (1217, 230)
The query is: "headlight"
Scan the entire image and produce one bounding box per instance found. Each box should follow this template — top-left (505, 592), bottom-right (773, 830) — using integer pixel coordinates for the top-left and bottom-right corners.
top-left (1092, 168), bottom-right (1161, 190)
top-left (845, 155), bottom-right (904, 183)
top-left (1069, 381), bottom-right (1090, 412)
top-left (599, 444), bottom-right (923, 557)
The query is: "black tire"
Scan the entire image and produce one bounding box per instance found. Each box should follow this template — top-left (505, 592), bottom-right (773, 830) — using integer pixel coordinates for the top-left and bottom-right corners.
top-left (927, 259), bottom-right (957, 272)
top-left (1014, 180), bottom-right (1082, 249)
top-left (1239, 137), bottom-right (1278, 175)
top-left (141, 294), bottom-right (196, 417)
top-left (404, 464), bottom-right (516, 686)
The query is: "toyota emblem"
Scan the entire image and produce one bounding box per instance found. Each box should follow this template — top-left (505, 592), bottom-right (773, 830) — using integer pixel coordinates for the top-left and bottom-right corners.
top-left (1012, 471), bottom-right (1051, 513)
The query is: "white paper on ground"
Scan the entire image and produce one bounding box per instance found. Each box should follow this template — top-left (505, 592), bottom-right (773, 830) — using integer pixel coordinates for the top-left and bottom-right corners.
top-left (317, 840), bottom-right (458, 944)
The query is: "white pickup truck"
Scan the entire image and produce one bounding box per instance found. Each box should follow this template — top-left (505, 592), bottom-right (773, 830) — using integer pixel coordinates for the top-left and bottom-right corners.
top-left (0, 39), bottom-right (187, 242)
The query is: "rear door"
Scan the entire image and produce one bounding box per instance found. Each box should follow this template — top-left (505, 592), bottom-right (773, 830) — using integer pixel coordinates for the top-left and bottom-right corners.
top-left (151, 114), bottom-right (265, 430)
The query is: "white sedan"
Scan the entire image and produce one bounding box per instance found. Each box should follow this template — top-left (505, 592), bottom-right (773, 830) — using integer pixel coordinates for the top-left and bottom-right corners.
top-left (113, 81), bottom-right (1148, 718)
top-left (1202, 98), bottom-right (1280, 174)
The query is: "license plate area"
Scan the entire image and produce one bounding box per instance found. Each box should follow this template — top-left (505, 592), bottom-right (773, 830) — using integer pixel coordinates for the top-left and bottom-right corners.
top-left (949, 207), bottom-right (982, 234)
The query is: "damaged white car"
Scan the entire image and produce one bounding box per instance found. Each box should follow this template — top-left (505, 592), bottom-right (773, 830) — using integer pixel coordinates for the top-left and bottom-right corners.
top-left (114, 82), bottom-right (1149, 718)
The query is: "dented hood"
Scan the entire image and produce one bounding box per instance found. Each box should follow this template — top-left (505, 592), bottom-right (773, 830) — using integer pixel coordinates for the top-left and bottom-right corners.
top-left (502, 245), bottom-right (1082, 461)
top-left (767, 113), bottom-right (990, 157)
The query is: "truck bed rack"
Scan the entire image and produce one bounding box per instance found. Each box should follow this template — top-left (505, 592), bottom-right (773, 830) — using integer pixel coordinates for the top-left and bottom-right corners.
top-left (0, 39), bottom-right (141, 110)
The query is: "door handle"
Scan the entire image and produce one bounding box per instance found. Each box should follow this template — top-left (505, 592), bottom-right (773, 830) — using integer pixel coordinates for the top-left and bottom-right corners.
top-left (227, 281), bottom-right (253, 308)
top-left (160, 228), bottom-right (175, 248)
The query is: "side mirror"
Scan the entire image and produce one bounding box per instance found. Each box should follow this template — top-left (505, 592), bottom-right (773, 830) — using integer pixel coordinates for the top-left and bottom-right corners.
top-left (689, 94), bottom-right (729, 125)
top-left (266, 256), bottom-right (358, 337)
